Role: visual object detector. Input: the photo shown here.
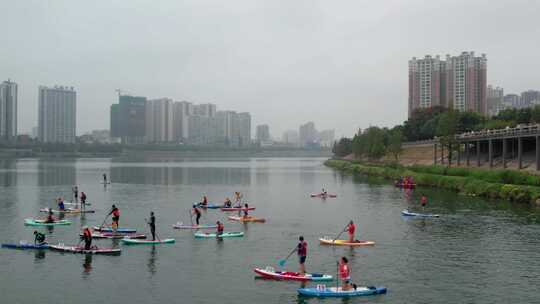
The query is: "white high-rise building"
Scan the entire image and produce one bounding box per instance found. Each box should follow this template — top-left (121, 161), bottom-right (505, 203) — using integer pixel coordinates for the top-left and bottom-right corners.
top-left (173, 101), bottom-right (193, 142)
top-left (38, 85), bottom-right (76, 143)
top-left (0, 80), bottom-right (18, 142)
top-left (145, 98), bottom-right (174, 143)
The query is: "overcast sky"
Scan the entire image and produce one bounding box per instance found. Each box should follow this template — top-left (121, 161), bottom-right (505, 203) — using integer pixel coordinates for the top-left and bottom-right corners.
top-left (1, 0), bottom-right (539, 138)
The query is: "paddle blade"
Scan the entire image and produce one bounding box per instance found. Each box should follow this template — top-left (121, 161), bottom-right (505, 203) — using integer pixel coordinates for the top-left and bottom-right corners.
top-left (278, 259), bottom-right (286, 267)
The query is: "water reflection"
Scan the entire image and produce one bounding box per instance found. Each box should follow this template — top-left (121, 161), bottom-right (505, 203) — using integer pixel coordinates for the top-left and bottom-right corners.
top-left (111, 165), bottom-right (251, 185)
top-left (38, 159), bottom-right (76, 186)
top-left (34, 250), bottom-right (46, 261)
top-left (82, 254), bottom-right (93, 276)
top-left (0, 159), bottom-right (17, 187)
top-left (147, 246), bottom-right (157, 275)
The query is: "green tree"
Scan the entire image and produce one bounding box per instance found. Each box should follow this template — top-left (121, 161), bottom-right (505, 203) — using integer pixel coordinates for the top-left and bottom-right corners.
top-left (387, 127), bottom-right (404, 161)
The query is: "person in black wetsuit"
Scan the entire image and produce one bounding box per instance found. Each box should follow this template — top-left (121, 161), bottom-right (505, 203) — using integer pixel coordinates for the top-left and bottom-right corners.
top-left (34, 231), bottom-right (46, 245)
top-left (148, 212), bottom-right (156, 240)
top-left (192, 205), bottom-right (201, 226)
top-left (103, 173), bottom-right (107, 183)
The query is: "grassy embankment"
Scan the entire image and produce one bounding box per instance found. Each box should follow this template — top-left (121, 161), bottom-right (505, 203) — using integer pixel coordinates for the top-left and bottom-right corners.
top-left (325, 159), bottom-right (540, 204)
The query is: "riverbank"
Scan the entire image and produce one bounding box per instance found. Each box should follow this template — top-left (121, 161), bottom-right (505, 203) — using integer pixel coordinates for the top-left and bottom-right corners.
top-left (325, 159), bottom-right (540, 205)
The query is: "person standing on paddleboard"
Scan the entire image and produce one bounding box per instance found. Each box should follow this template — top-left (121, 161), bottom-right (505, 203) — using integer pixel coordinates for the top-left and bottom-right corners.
top-left (103, 173), bottom-right (107, 183)
top-left (346, 220), bottom-right (356, 243)
top-left (234, 192), bottom-right (242, 204)
top-left (241, 203), bottom-right (250, 219)
top-left (72, 185), bottom-right (79, 202)
top-left (148, 212), bottom-right (156, 241)
top-left (216, 220), bottom-right (224, 237)
top-left (80, 192), bottom-right (87, 210)
top-left (57, 197), bottom-right (65, 211)
top-left (297, 236), bottom-right (308, 275)
top-left (82, 227), bottom-right (92, 250)
top-left (192, 205), bottom-right (201, 226)
top-left (34, 231), bottom-right (46, 245)
top-left (200, 196), bottom-right (208, 207)
top-left (339, 256), bottom-right (352, 291)
top-left (109, 204), bottom-right (120, 231)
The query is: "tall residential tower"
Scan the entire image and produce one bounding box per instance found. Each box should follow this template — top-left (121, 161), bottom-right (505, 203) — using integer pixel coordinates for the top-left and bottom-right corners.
top-left (0, 80), bottom-right (18, 142)
top-left (38, 85), bottom-right (76, 143)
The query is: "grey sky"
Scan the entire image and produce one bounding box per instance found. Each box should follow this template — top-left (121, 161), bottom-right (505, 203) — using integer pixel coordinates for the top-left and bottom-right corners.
top-left (1, 0), bottom-right (539, 138)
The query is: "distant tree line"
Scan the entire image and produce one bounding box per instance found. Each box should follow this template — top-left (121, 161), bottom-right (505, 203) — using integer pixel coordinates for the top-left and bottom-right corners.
top-left (332, 105), bottom-right (540, 159)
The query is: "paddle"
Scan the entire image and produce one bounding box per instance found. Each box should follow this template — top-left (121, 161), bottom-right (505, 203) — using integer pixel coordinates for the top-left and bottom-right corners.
top-left (278, 246), bottom-right (297, 268)
top-left (336, 261), bottom-right (340, 290)
top-left (332, 223), bottom-right (350, 243)
top-left (99, 213), bottom-right (111, 230)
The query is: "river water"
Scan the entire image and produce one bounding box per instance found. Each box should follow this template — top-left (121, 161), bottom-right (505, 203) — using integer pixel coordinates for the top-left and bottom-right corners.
top-left (0, 157), bottom-right (539, 303)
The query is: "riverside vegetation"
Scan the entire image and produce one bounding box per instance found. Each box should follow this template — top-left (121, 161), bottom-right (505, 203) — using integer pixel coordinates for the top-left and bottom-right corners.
top-left (326, 159), bottom-right (540, 204)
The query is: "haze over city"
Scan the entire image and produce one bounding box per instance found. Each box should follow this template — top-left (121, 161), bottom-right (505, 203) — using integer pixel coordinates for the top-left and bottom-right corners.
top-left (1, 0), bottom-right (540, 137)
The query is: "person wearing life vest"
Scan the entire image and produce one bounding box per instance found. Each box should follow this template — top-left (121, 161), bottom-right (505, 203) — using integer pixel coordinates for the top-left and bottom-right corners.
top-left (34, 231), bottom-right (46, 245)
top-left (46, 208), bottom-right (55, 223)
top-left (339, 256), bottom-right (352, 291)
top-left (57, 197), bottom-right (65, 211)
top-left (346, 220), bottom-right (356, 243)
top-left (192, 205), bottom-right (201, 226)
top-left (216, 220), bottom-right (224, 237)
top-left (297, 236), bottom-right (308, 275)
top-left (109, 205), bottom-right (120, 230)
top-left (82, 227), bottom-right (92, 250)
top-left (420, 194), bottom-right (428, 209)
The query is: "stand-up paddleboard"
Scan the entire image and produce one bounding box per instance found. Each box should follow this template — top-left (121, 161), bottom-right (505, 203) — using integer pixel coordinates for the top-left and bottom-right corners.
top-left (64, 202), bottom-right (92, 206)
top-left (173, 222), bottom-right (217, 229)
top-left (254, 267), bottom-right (332, 282)
top-left (2, 242), bottom-right (49, 250)
top-left (24, 219), bottom-right (72, 226)
top-left (194, 232), bottom-right (244, 238)
top-left (227, 216), bottom-right (266, 223)
top-left (121, 238), bottom-right (175, 245)
top-left (40, 208), bottom-right (95, 214)
top-left (93, 226), bottom-right (137, 233)
top-left (49, 244), bottom-right (121, 255)
top-left (80, 232), bottom-right (147, 239)
top-left (319, 237), bottom-right (375, 247)
top-left (220, 207), bottom-right (256, 212)
top-left (401, 210), bottom-right (439, 218)
top-left (310, 193), bottom-right (337, 198)
top-left (298, 286), bottom-right (387, 298)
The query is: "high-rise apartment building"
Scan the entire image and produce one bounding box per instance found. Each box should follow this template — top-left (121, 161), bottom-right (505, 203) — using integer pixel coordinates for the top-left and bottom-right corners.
top-left (146, 98), bottom-right (174, 143)
top-left (38, 85), bottom-right (76, 143)
top-left (110, 95), bottom-right (147, 144)
top-left (503, 94), bottom-right (521, 108)
top-left (299, 122), bottom-right (318, 146)
top-left (237, 113), bottom-right (251, 147)
top-left (521, 90), bottom-right (540, 107)
top-left (172, 101), bottom-right (193, 142)
top-left (409, 52), bottom-right (487, 117)
top-left (256, 124), bottom-right (270, 142)
top-left (487, 85), bottom-right (504, 116)
top-left (0, 80), bottom-right (18, 142)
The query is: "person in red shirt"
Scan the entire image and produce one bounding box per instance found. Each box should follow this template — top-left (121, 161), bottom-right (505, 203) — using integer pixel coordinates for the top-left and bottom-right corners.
top-left (339, 256), bottom-right (351, 291)
top-left (346, 220), bottom-right (356, 243)
top-left (420, 194), bottom-right (428, 210)
top-left (297, 236), bottom-right (307, 275)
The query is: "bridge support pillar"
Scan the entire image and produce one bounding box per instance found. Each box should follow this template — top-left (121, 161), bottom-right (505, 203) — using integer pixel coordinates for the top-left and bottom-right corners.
top-left (536, 136), bottom-right (540, 171)
top-left (476, 141), bottom-right (481, 167)
top-left (502, 138), bottom-right (507, 169)
top-left (489, 139), bottom-right (493, 168)
top-left (434, 143), bottom-right (437, 165)
top-left (457, 143), bottom-right (461, 166)
top-left (448, 143), bottom-right (452, 166)
top-left (518, 137), bottom-right (523, 169)
top-left (466, 142), bottom-right (470, 166)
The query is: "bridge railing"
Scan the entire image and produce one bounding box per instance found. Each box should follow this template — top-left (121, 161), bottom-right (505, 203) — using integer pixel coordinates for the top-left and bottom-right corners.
top-left (455, 124), bottom-right (540, 140)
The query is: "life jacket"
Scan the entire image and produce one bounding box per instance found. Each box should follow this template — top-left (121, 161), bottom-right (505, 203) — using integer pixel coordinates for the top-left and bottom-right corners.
top-left (83, 228), bottom-right (92, 238)
top-left (339, 263), bottom-right (350, 279)
top-left (348, 223), bottom-right (356, 235)
top-left (112, 208), bottom-right (120, 217)
top-left (297, 241), bottom-right (307, 256)
top-left (217, 223), bottom-right (224, 232)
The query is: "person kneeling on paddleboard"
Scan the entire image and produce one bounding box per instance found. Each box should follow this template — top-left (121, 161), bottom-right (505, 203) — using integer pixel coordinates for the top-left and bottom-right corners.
top-left (109, 205), bottom-right (120, 230)
top-left (148, 212), bottom-right (156, 241)
top-left (216, 220), bottom-right (224, 237)
top-left (34, 231), bottom-right (46, 245)
top-left (224, 198), bottom-right (232, 208)
top-left (420, 194), bottom-right (427, 210)
top-left (192, 205), bottom-right (201, 226)
top-left (298, 236), bottom-right (308, 275)
top-left (346, 220), bottom-right (356, 243)
top-left (46, 209), bottom-right (55, 223)
top-left (82, 227), bottom-right (92, 250)
top-left (339, 257), bottom-right (352, 291)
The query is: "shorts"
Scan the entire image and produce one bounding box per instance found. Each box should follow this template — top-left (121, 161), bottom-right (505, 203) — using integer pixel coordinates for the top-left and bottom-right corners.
top-left (299, 256), bottom-right (307, 264)
top-left (342, 278), bottom-right (351, 284)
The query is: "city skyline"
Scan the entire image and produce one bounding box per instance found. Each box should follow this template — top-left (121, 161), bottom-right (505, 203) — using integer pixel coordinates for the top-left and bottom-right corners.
top-left (2, 1), bottom-right (540, 139)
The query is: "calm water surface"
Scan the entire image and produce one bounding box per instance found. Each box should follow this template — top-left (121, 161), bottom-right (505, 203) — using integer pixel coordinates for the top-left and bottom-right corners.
top-left (1, 157), bottom-right (539, 303)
